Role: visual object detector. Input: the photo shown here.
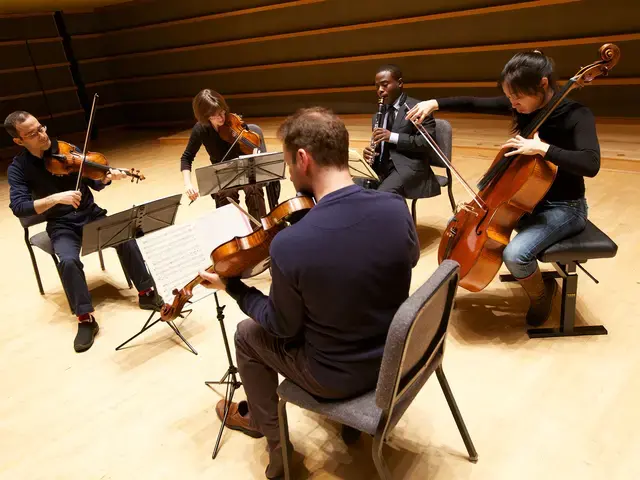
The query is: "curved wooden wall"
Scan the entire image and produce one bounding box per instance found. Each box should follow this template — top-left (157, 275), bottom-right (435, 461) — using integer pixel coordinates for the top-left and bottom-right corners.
top-left (2, 0), bottom-right (639, 150)
top-left (0, 13), bottom-right (88, 150)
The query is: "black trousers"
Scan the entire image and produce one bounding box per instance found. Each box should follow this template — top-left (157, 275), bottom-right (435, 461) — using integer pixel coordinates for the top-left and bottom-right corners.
top-left (212, 181), bottom-right (281, 220)
top-left (49, 217), bottom-right (154, 316)
top-left (235, 319), bottom-right (350, 449)
top-left (358, 162), bottom-right (405, 196)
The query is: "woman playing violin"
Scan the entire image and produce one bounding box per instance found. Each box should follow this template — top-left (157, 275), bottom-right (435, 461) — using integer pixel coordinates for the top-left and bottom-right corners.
top-left (407, 50), bottom-right (601, 327)
top-left (180, 89), bottom-right (278, 219)
top-left (5, 111), bottom-right (164, 353)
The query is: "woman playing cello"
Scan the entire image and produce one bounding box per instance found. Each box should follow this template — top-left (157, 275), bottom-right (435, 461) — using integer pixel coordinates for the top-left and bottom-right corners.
top-left (407, 50), bottom-right (601, 327)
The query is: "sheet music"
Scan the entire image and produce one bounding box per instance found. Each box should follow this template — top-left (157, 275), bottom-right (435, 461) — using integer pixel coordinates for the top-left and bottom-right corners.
top-left (136, 204), bottom-right (253, 305)
top-left (348, 148), bottom-right (379, 181)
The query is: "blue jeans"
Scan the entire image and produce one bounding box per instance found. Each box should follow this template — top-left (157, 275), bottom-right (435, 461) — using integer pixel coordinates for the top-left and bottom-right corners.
top-left (503, 198), bottom-right (588, 279)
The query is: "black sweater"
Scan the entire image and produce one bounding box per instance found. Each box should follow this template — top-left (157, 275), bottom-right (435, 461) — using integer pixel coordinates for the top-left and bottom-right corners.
top-left (226, 184), bottom-right (420, 395)
top-left (8, 139), bottom-right (107, 228)
top-left (180, 122), bottom-right (242, 171)
top-left (436, 96), bottom-right (601, 201)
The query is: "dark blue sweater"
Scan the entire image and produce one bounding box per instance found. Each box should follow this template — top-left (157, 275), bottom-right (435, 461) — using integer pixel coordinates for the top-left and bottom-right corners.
top-left (226, 184), bottom-right (420, 394)
top-left (8, 139), bottom-right (107, 228)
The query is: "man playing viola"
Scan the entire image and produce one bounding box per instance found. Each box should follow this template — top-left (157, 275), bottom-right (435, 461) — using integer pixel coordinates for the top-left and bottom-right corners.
top-left (180, 89), bottom-right (280, 219)
top-left (5, 111), bottom-right (163, 353)
top-left (198, 107), bottom-right (419, 478)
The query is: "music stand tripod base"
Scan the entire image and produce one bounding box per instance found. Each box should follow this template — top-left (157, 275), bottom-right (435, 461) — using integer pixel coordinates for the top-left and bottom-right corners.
top-left (204, 292), bottom-right (242, 459)
top-left (115, 307), bottom-right (198, 355)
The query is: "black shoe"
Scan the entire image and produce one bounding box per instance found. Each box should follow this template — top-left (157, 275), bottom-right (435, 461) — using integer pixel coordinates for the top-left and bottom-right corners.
top-left (265, 441), bottom-right (294, 480)
top-left (74, 318), bottom-right (99, 353)
top-left (139, 291), bottom-right (165, 311)
top-left (341, 424), bottom-right (362, 445)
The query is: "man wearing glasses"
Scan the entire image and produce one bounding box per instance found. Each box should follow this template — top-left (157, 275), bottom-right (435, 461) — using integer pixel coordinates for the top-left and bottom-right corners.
top-left (4, 111), bottom-right (163, 353)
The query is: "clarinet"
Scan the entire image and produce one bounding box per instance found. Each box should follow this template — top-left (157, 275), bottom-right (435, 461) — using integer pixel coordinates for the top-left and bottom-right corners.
top-left (370, 97), bottom-right (385, 173)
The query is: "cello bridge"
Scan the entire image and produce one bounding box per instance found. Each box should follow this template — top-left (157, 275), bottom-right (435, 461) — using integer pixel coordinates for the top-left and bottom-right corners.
top-left (458, 203), bottom-right (478, 216)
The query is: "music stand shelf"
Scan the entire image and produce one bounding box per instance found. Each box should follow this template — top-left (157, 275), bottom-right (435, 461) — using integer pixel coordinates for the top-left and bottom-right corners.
top-left (82, 194), bottom-right (182, 257)
top-left (195, 151), bottom-right (286, 197)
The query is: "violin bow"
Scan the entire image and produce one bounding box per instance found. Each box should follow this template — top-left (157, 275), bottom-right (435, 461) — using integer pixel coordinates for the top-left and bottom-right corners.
top-left (220, 126), bottom-right (247, 163)
top-left (225, 196), bottom-right (262, 228)
top-left (75, 93), bottom-right (100, 192)
top-left (410, 119), bottom-right (485, 210)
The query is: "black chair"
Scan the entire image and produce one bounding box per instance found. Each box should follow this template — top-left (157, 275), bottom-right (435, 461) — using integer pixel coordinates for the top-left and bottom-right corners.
top-left (500, 220), bottom-right (618, 338)
top-left (411, 118), bottom-right (456, 225)
top-left (20, 214), bottom-right (133, 314)
top-left (247, 123), bottom-right (280, 212)
top-left (277, 260), bottom-right (477, 479)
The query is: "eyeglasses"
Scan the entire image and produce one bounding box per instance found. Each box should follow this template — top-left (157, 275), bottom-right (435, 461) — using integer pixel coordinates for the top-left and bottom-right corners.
top-left (22, 124), bottom-right (47, 140)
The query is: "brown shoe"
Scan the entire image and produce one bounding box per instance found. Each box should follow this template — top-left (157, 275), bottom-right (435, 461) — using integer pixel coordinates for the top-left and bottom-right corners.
top-left (216, 400), bottom-right (264, 439)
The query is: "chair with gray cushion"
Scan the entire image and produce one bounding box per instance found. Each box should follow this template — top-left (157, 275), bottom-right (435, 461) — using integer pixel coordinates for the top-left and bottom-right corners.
top-left (277, 260), bottom-right (477, 479)
top-left (500, 220), bottom-right (618, 338)
top-left (20, 214), bottom-right (132, 314)
top-left (411, 118), bottom-right (456, 225)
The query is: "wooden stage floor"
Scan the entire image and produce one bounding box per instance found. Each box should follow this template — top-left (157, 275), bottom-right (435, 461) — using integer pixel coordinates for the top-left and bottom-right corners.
top-left (0, 115), bottom-right (639, 480)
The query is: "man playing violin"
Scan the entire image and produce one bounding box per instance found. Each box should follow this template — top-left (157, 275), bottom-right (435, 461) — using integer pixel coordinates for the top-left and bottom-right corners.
top-left (180, 89), bottom-right (280, 219)
top-left (198, 107), bottom-right (419, 479)
top-left (362, 64), bottom-right (441, 199)
top-left (5, 111), bottom-right (164, 353)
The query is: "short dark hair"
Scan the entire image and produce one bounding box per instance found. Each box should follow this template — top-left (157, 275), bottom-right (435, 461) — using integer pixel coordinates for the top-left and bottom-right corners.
top-left (376, 64), bottom-right (403, 81)
top-left (277, 107), bottom-right (349, 169)
top-left (192, 89), bottom-right (229, 124)
top-left (4, 111), bottom-right (31, 138)
top-left (499, 50), bottom-right (557, 97)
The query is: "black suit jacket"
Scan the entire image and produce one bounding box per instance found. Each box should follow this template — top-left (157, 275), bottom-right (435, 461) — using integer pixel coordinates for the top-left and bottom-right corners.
top-left (372, 93), bottom-right (440, 199)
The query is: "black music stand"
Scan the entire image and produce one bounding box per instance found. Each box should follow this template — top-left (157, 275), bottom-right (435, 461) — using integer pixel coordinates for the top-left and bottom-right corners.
top-left (348, 148), bottom-right (380, 188)
top-left (195, 151), bottom-right (286, 201)
top-left (195, 155), bottom-right (284, 458)
top-left (81, 194), bottom-right (196, 355)
top-left (81, 193), bottom-right (182, 257)
top-left (205, 292), bottom-right (242, 459)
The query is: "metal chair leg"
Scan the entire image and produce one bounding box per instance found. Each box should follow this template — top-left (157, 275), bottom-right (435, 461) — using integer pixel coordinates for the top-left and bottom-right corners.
top-left (278, 398), bottom-right (292, 480)
top-left (24, 230), bottom-right (44, 295)
top-left (436, 366), bottom-right (478, 462)
top-left (98, 248), bottom-right (105, 271)
top-left (371, 430), bottom-right (392, 480)
top-left (411, 199), bottom-right (418, 226)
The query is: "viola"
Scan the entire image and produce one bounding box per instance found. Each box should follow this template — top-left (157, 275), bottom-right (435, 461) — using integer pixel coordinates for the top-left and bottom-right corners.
top-left (160, 194), bottom-right (315, 321)
top-left (218, 112), bottom-right (262, 155)
top-left (45, 140), bottom-right (145, 183)
top-left (412, 43), bottom-right (620, 292)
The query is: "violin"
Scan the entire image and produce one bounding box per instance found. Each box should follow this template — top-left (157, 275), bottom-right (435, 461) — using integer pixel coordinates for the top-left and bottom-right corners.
top-left (218, 112), bottom-right (262, 155)
top-left (411, 43), bottom-right (620, 292)
top-left (45, 140), bottom-right (145, 183)
top-left (160, 194), bottom-right (315, 321)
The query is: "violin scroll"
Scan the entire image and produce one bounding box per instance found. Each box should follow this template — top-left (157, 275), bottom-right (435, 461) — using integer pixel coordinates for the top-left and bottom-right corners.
top-left (125, 167), bottom-right (145, 183)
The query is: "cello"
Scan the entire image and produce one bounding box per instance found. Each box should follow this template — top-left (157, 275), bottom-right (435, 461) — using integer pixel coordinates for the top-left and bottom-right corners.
top-left (410, 43), bottom-right (620, 292)
top-left (159, 195), bottom-right (315, 321)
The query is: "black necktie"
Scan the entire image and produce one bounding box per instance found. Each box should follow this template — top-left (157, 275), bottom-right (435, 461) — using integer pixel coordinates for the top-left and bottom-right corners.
top-left (386, 106), bottom-right (396, 131)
